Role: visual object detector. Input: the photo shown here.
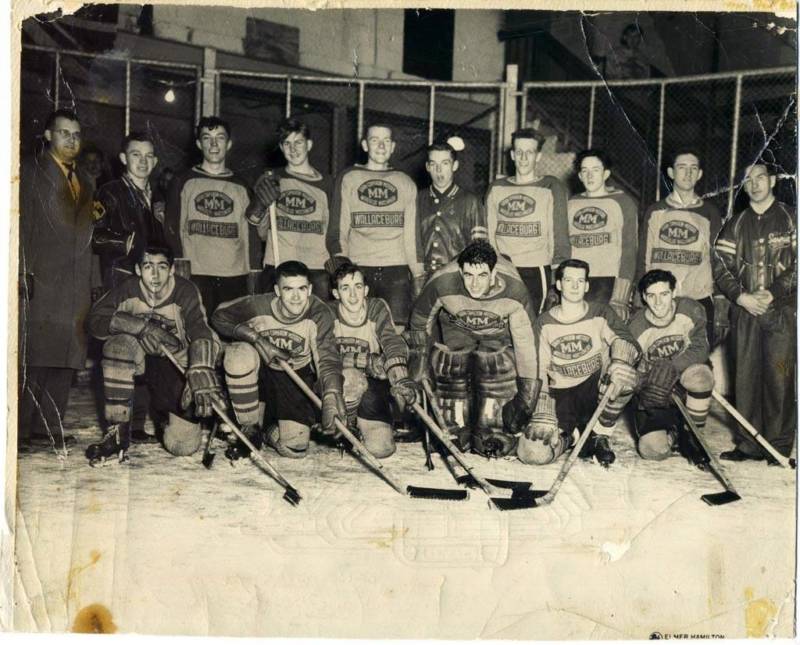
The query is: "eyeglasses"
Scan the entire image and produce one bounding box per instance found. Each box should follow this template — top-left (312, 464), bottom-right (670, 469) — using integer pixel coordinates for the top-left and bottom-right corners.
top-left (53, 129), bottom-right (82, 141)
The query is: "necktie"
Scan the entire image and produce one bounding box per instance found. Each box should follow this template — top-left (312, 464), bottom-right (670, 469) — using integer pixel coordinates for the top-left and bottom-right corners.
top-left (65, 163), bottom-right (79, 200)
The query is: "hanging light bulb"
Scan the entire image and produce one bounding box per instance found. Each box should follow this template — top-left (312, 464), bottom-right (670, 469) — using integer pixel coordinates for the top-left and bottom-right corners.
top-left (164, 88), bottom-right (176, 103)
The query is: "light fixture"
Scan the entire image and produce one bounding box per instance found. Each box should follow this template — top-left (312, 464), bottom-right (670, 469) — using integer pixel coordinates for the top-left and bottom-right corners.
top-left (164, 88), bottom-right (176, 103)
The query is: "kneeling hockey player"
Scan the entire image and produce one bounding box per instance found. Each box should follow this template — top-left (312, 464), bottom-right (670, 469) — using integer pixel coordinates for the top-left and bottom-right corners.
top-left (212, 261), bottom-right (346, 459)
top-left (518, 259), bottom-right (640, 467)
top-left (86, 245), bottom-right (225, 464)
top-left (330, 261), bottom-right (419, 458)
top-left (406, 239), bottom-right (540, 457)
top-left (628, 269), bottom-right (711, 462)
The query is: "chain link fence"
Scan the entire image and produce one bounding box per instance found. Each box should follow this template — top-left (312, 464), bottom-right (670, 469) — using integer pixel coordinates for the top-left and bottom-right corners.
top-left (523, 68), bottom-right (797, 217)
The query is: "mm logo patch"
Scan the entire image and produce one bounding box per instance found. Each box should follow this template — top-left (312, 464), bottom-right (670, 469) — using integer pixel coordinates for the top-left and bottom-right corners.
top-left (552, 334), bottom-right (592, 360)
top-left (195, 191), bottom-right (234, 218)
top-left (264, 329), bottom-right (305, 354)
top-left (456, 309), bottom-right (505, 331)
top-left (498, 194), bottom-right (536, 218)
top-left (358, 180), bottom-right (397, 207)
top-left (337, 337), bottom-right (370, 356)
top-left (659, 220), bottom-right (699, 246)
top-left (573, 207), bottom-right (608, 230)
top-left (278, 190), bottom-right (316, 216)
top-left (647, 335), bottom-right (685, 361)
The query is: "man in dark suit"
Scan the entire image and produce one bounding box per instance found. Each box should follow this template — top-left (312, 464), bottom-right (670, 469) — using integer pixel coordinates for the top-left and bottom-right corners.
top-left (19, 109), bottom-right (96, 452)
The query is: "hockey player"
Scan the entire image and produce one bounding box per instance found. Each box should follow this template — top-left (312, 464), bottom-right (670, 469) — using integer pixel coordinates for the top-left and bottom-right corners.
top-left (85, 245), bottom-right (225, 464)
top-left (164, 117), bottom-right (262, 315)
top-left (246, 118), bottom-right (333, 298)
top-left (517, 259), bottom-right (640, 467)
top-left (326, 123), bottom-right (423, 324)
top-left (567, 150), bottom-right (638, 322)
top-left (637, 150), bottom-right (722, 341)
top-left (406, 239), bottom-right (540, 457)
top-left (212, 261), bottom-right (346, 459)
top-left (92, 131), bottom-right (165, 291)
top-left (417, 138), bottom-right (487, 285)
top-left (330, 261), bottom-right (419, 458)
top-left (628, 269), bottom-right (713, 462)
top-left (713, 161), bottom-right (796, 463)
top-left (485, 128), bottom-right (570, 314)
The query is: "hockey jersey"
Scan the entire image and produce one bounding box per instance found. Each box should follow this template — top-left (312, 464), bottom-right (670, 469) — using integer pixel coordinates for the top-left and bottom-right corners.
top-left (567, 189), bottom-right (638, 280)
top-left (212, 293), bottom-right (342, 393)
top-left (628, 297), bottom-right (709, 375)
top-left (164, 166), bottom-right (261, 277)
top-left (257, 167), bottom-right (333, 270)
top-left (485, 175), bottom-right (570, 269)
top-left (87, 274), bottom-right (218, 367)
top-left (535, 301), bottom-right (638, 390)
top-left (409, 257), bottom-right (538, 379)
top-left (327, 165), bottom-right (421, 275)
top-left (637, 193), bottom-right (722, 300)
top-left (332, 297), bottom-right (408, 373)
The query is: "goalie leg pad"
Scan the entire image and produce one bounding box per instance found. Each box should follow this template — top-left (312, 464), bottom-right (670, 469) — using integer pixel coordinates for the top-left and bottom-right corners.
top-left (517, 433), bottom-right (569, 465)
top-left (269, 420), bottom-right (310, 458)
top-left (357, 418), bottom-right (396, 459)
top-left (163, 413), bottom-right (203, 456)
top-left (638, 429), bottom-right (673, 461)
top-left (102, 334), bottom-right (146, 424)
top-left (473, 346), bottom-right (517, 430)
top-left (679, 364), bottom-right (713, 428)
top-left (430, 344), bottom-right (473, 428)
top-left (223, 342), bottom-right (262, 426)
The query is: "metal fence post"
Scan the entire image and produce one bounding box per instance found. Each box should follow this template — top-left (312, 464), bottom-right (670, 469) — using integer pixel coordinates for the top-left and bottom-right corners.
top-left (655, 82), bottom-right (666, 201)
top-left (727, 75), bottom-right (743, 217)
top-left (428, 84), bottom-right (435, 146)
top-left (202, 47), bottom-right (217, 117)
top-left (53, 51), bottom-right (60, 109)
top-left (286, 77), bottom-right (292, 118)
top-left (501, 64), bottom-right (518, 176)
top-left (356, 81), bottom-right (365, 146)
top-left (194, 68), bottom-right (202, 125)
top-left (124, 59), bottom-right (131, 136)
top-left (587, 85), bottom-right (596, 148)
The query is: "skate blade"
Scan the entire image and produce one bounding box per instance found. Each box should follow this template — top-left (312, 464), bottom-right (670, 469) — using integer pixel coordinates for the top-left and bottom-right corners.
top-left (88, 452), bottom-right (129, 468)
top-left (701, 490), bottom-right (741, 506)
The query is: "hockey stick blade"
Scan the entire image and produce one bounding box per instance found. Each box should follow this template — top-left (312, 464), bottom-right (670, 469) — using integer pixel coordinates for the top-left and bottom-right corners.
top-left (407, 485), bottom-right (469, 501)
top-left (490, 494), bottom-right (546, 510)
top-left (455, 474), bottom-right (532, 492)
top-left (201, 451), bottom-right (216, 469)
top-left (701, 490), bottom-right (741, 506)
top-left (282, 486), bottom-right (302, 506)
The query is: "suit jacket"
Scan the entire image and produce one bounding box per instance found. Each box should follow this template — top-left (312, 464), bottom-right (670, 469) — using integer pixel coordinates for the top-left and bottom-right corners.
top-left (20, 152), bottom-right (95, 369)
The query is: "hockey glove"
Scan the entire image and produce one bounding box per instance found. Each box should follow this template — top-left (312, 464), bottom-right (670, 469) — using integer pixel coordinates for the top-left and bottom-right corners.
top-left (182, 366), bottom-right (225, 417)
top-left (109, 312), bottom-right (182, 356)
top-left (609, 278), bottom-right (632, 324)
top-left (525, 392), bottom-right (559, 445)
top-left (233, 323), bottom-right (291, 367)
top-left (640, 360), bottom-right (680, 409)
top-left (365, 353), bottom-right (387, 379)
top-left (403, 329), bottom-right (430, 384)
top-left (501, 377), bottom-right (542, 434)
top-left (254, 170), bottom-right (281, 210)
top-left (321, 390), bottom-right (347, 436)
top-left (605, 338), bottom-right (640, 397)
top-left (387, 362), bottom-right (418, 412)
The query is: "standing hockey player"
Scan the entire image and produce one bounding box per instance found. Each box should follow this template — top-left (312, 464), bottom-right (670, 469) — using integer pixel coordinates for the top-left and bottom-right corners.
top-left (406, 239), bottom-right (540, 457)
top-left (628, 269), bottom-right (713, 462)
top-left (164, 117), bottom-right (262, 315)
top-left (246, 118), bottom-right (333, 297)
top-left (417, 138), bottom-right (486, 285)
top-left (212, 261), bottom-right (346, 459)
top-left (485, 129), bottom-right (570, 313)
top-left (92, 132), bottom-right (165, 291)
top-left (330, 261), bottom-right (418, 458)
top-left (326, 123), bottom-right (423, 324)
top-left (85, 246), bottom-right (225, 464)
top-left (567, 150), bottom-right (638, 322)
top-left (517, 259), bottom-right (640, 467)
top-left (713, 161), bottom-right (796, 463)
top-left (637, 150), bottom-right (722, 341)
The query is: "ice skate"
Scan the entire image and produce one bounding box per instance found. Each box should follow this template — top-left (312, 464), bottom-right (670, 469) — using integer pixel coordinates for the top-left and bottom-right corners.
top-left (579, 432), bottom-right (616, 468)
top-left (224, 423), bottom-right (263, 461)
top-left (85, 423), bottom-right (131, 467)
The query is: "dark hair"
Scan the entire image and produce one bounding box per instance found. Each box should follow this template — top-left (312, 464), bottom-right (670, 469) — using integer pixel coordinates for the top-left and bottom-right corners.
top-left (277, 118), bottom-right (311, 144)
top-left (122, 131), bottom-right (156, 152)
top-left (196, 116), bottom-right (231, 140)
top-left (745, 159), bottom-right (779, 178)
top-left (575, 149), bottom-right (612, 173)
top-left (457, 239), bottom-right (498, 271)
top-left (555, 258), bottom-right (590, 283)
top-left (138, 245), bottom-right (174, 267)
top-left (276, 260), bottom-right (310, 282)
top-left (332, 262), bottom-right (366, 289)
top-left (669, 149), bottom-right (702, 169)
top-left (426, 141), bottom-right (457, 162)
top-left (511, 128), bottom-right (544, 150)
top-left (638, 269), bottom-right (677, 297)
top-left (363, 123), bottom-right (394, 141)
top-left (45, 109), bottom-right (80, 131)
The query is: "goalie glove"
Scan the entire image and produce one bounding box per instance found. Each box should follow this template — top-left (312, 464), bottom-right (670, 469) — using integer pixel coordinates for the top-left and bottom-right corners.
top-left (181, 338), bottom-right (225, 418)
top-left (640, 360), bottom-right (680, 409)
top-left (109, 312), bottom-right (182, 356)
top-left (501, 377), bottom-right (542, 434)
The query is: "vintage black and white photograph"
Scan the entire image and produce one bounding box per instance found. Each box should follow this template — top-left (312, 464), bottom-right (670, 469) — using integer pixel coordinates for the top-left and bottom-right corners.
top-left (5, 1), bottom-right (798, 639)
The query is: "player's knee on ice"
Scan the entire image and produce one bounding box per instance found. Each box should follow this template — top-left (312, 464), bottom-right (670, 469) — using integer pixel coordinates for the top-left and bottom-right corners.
top-left (163, 413), bottom-right (203, 456)
top-left (223, 341), bottom-right (260, 375)
top-left (638, 430), bottom-right (672, 460)
top-left (357, 418), bottom-right (396, 459)
top-left (268, 420), bottom-right (310, 458)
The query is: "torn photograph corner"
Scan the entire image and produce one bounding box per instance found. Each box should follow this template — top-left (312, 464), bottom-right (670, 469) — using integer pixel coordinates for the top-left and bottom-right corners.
top-left (4, 0), bottom-right (798, 639)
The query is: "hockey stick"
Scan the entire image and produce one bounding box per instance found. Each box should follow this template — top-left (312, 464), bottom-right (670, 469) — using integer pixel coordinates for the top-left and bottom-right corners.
top-left (672, 393), bottom-right (741, 506)
top-left (421, 389), bottom-right (435, 471)
top-left (276, 358), bottom-right (468, 501)
top-left (201, 420), bottom-right (219, 469)
top-left (711, 390), bottom-right (796, 469)
top-left (162, 347), bottom-right (302, 506)
top-left (420, 379), bottom-right (532, 495)
top-left (494, 386), bottom-right (616, 511)
top-left (269, 203), bottom-right (280, 266)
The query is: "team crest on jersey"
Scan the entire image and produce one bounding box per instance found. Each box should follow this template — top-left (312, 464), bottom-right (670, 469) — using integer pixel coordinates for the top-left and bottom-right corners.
top-left (647, 335), bottom-right (686, 361)
top-left (659, 220), bottom-right (699, 246)
top-left (264, 329), bottom-right (304, 353)
top-left (358, 180), bottom-right (397, 207)
top-left (337, 337), bottom-right (370, 355)
top-left (498, 194), bottom-right (536, 218)
top-left (573, 207), bottom-right (608, 230)
top-left (278, 190), bottom-right (316, 216)
top-left (552, 334), bottom-right (592, 360)
top-left (454, 310), bottom-right (505, 331)
top-left (767, 232), bottom-right (793, 250)
top-left (195, 191), bottom-right (234, 218)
